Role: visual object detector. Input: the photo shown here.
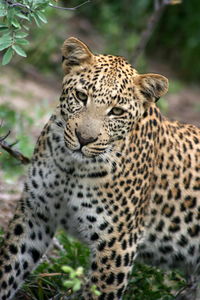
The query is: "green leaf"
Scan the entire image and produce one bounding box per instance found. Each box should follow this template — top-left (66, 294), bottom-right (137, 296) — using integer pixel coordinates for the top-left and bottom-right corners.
top-left (16, 38), bottom-right (29, 45)
top-left (0, 41), bottom-right (12, 51)
top-left (6, 8), bottom-right (15, 22)
top-left (0, 9), bottom-right (7, 17)
top-left (15, 32), bottom-right (28, 38)
top-left (0, 28), bottom-right (9, 33)
top-left (32, 14), bottom-right (42, 27)
top-left (11, 18), bottom-right (21, 28)
top-left (12, 44), bottom-right (27, 57)
top-left (91, 285), bottom-right (101, 296)
top-left (34, 2), bottom-right (49, 10)
top-left (75, 267), bottom-right (83, 276)
top-left (22, 24), bottom-right (29, 31)
top-left (0, 34), bottom-right (12, 44)
top-left (16, 12), bottom-right (30, 20)
top-left (2, 47), bottom-right (14, 65)
top-left (62, 266), bottom-right (73, 273)
top-left (0, 24), bottom-right (8, 28)
top-left (63, 280), bottom-right (74, 288)
top-left (0, 32), bottom-right (11, 38)
top-left (36, 11), bottom-right (48, 23)
top-left (73, 279), bottom-right (81, 292)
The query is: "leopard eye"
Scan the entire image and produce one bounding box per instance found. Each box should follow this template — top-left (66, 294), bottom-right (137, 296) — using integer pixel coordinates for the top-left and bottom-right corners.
top-left (75, 90), bottom-right (88, 103)
top-left (109, 107), bottom-right (125, 116)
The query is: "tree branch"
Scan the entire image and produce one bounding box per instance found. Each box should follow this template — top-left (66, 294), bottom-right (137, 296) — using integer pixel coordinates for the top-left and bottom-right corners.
top-left (5, 0), bottom-right (90, 12)
top-left (4, 0), bottom-right (33, 14)
top-left (5, 0), bottom-right (32, 14)
top-left (5, 0), bottom-right (29, 9)
top-left (131, 0), bottom-right (182, 65)
top-left (0, 130), bottom-right (30, 165)
top-left (49, 0), bottom-right (91, 11)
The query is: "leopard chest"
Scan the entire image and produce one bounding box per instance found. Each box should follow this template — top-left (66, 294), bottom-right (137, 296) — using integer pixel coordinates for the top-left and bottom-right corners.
top-left (60, 178), bottom-right (110, 243)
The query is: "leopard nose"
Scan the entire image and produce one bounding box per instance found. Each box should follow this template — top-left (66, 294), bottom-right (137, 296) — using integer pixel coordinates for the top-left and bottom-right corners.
top-left (75, 129), bottom-right (97, 147)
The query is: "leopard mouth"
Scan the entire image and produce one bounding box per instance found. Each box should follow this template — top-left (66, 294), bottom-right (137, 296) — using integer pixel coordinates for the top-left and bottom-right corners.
top-left (76, 146), bottom-right (105, 158)
top-left (64, 137), bottom-right (109, 157)
top-left (64, 141), bottom-right (99, 159)
top-left (65, 144), bottom-right (112, 167)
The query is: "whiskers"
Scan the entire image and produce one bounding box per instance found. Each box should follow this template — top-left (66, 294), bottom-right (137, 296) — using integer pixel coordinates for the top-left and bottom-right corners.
top-left (98, 146), bottom-right (123, 171)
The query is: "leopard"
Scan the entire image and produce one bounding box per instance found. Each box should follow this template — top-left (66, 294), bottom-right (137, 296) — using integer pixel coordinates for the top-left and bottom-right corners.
top-left (0, 37), bottom-right (200, 300)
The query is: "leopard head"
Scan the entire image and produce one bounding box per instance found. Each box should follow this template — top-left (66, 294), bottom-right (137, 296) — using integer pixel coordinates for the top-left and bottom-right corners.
top-left (60, 37), bottom-right (168, 161)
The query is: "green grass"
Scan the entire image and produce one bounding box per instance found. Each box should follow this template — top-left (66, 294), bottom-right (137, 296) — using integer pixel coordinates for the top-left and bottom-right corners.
top-left (15, 232), bottom-right (90, 300)
top-left (4, 230), bottom-right (184, 300)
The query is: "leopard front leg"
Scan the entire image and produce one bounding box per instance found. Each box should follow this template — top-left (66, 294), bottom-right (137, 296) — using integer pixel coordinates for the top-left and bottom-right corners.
top-left (81, 233), bottom-right (136, 300)
top-left (0, 175), bottom-right (59, 299)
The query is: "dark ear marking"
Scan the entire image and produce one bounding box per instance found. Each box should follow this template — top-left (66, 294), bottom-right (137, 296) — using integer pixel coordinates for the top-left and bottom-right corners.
top-left (140, 90), bottom-right (152, 100)
top-left (155, 82), bottom-right (163, 92)
top-left (136, 73), bottom-right (169, 103)
top-left (65, 57), bottom-right (80, 66)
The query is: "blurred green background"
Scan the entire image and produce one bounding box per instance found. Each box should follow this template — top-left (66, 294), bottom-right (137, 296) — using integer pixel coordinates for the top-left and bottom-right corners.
top-left (0, 0), bottom-right (200, 299)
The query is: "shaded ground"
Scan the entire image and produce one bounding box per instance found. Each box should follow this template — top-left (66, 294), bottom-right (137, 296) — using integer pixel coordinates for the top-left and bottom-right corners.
top-left (167, 88), bottom-right (200, 127)
top-left (0, 60), bottom-right (199, 229)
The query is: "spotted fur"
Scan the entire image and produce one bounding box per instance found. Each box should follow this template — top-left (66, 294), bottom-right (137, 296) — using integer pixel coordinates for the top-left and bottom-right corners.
top-left (0, 37), bottom-right (200, 300)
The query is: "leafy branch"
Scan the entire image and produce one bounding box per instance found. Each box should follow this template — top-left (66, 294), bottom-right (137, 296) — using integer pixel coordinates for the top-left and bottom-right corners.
top-left (0, 0), bottom-right (90, 65)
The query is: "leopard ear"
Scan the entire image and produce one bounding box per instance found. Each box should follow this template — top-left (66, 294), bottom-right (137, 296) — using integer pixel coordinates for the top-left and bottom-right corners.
top-left (61, 37), bottom-right (94, 74)
top-left (136, 73), bottom-right (169, 102)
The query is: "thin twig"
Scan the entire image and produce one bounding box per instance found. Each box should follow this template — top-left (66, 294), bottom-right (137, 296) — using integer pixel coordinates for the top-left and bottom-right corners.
top-left (5, 0), bottom-right (90, 13)
top-left (4, 0), bottom-right (33, 14)
top-left (5, 1), bottom-right (29, 9)
top-left (0, 132), bottom-right (30, 165)
top-left (49, 0), bottom-right (90, 11)
top-left (0, 130), bottom-right (11, 142)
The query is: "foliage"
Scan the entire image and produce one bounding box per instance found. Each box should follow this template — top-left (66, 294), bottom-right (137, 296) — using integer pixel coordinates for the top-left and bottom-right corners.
top-left (9, 229), bottom-right (185, 300)
top-left (25, 8), bottom-right (72, 74)
top-left (0, 0), bottom-right (89, 67)
top-left (0, 228), bottom-right (185, 300)
top-left (62, 265), bottom-right (85, 293)
top-left (0, 0), bottom-right (51, 65)
top-left (1, 0), bottom-right (199, 80)
top-left (62, 265), bottom-right (100, 296)
top-left (15, 232), bottom-right (91, 299)
top-left (2, 228), bottom-right (185, 299)
top-left (124, 263), bottom-right (185, 300)
top-left (0, 0), bottom-right (151, 68)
